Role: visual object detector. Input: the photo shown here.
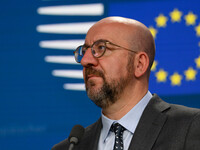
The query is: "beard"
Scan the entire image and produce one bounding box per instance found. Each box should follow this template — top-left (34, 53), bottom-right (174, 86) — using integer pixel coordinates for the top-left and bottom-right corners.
top-left (84, 54), bottom-right (134, 109)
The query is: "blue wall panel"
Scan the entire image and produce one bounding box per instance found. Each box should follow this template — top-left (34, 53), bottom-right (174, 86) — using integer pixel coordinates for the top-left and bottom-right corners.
top-left (0, 0), bottom-right (199, 149)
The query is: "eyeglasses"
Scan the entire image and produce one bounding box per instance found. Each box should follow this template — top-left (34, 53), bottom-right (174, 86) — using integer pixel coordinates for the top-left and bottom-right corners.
top-left (73, 39), bottom-right (137, 63)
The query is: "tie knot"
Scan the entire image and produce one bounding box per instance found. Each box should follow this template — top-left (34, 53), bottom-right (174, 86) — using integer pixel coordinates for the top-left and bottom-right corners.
top-left (110, 123), bottom-right (126, 135)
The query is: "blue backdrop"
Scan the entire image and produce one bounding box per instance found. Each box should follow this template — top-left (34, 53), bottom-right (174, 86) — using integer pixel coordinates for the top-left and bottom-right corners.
top-left (0, 0), bottom-right (200, 149)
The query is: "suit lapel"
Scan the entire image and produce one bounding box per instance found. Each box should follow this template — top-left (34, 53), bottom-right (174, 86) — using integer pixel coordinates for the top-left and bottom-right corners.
top-left (128, 94), bottom-right (170, 150)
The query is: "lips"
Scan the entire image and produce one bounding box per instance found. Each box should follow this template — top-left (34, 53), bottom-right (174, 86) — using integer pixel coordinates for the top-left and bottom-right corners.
top-left (84, 68), bottom-right (104, 81)
top-left (87, 74), bottom-right (97, 78)
top-left (87, 74), bottom-right (100, 80)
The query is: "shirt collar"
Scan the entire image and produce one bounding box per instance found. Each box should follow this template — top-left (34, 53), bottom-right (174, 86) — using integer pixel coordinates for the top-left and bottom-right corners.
top-left (101, 91), bottom-right (152, 142)
top-left (101, 113), bottom-right (115, 142)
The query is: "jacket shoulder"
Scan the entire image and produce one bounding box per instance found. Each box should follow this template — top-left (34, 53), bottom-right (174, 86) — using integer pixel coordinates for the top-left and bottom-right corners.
top-left (51, 138), bottom-right (68, 150)
top-left (151, 94), bottom-right (200, 116)
top-left (51, 118), bottom-right (102, 150)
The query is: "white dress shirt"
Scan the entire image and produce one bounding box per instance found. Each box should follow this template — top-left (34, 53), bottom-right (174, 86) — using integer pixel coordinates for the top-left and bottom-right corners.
top-left (98, 91), bottom-right (152, 150)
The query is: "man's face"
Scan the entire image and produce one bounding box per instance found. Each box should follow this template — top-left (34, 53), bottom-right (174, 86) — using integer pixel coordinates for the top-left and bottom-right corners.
top-left (81, 23), bottom-right (135, 109)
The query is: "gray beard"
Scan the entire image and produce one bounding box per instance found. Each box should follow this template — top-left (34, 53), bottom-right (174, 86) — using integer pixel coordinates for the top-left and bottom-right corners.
top-left (85, 53), bottom-right (134, 109)
top-left (86, 76), bottom-right (130, 109)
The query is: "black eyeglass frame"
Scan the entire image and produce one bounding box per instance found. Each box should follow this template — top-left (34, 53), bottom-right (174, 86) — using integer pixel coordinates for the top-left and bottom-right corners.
top-left (73, 39), bottom-right (138, 63)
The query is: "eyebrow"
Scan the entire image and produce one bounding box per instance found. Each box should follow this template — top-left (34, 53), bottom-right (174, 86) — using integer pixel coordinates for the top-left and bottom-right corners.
top-left (95, 39), bottom-right (110, 42)
top-left (83, 39), bottom-right (110, 47)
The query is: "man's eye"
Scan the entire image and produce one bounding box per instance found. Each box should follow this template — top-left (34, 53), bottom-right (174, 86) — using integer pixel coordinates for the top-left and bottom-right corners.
top-left (82, 47), bottom-right (87, 55)
top-left (97, 45), bottom-right (106, 51)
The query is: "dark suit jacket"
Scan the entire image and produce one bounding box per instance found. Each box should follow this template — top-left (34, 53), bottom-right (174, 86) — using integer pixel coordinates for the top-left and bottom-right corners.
top-left (52, 94), bottom-right (200, 150)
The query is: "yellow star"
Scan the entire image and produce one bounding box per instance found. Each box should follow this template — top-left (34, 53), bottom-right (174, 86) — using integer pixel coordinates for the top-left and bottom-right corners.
top-left (170, 8), bottom-right (182, 22)
top-left (195, 56), bottom-right (200, 68)
top-left (155, 14), bottom-right (168, 27)
top-left (184, 12), bottom-right (197, 26)
top-left (184, 67), bottom-right (197, 81)
top-left (195, 23), bottom-right (200, 36)
top-left (170, 72), bottom-right (182, 86)
top-left (155, 69), bottom-right (168, 82)
top-left (149, 26), bottom-right (158, 38)
top-left (151, 60), bottom-right (158, 71)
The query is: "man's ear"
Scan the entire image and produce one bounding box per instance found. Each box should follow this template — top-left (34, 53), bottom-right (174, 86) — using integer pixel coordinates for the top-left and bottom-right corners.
top-left (134, 52), bottom-right (149, 78)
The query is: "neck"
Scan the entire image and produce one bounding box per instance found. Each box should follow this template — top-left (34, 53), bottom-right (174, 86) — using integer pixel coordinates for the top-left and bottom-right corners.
top-left (102, 83), bottom-right (148, 120)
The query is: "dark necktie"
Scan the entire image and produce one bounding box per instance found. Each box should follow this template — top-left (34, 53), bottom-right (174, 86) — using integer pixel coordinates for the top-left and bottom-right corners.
top-left (110, 123), bottom-right (126, 150)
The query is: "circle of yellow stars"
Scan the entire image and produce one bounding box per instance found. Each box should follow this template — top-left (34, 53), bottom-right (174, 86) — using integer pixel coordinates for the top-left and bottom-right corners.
top-left (149, 8), bottom-right (200, 86)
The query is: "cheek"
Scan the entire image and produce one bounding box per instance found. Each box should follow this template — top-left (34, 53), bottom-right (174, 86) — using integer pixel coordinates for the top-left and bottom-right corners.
top-left (100, 56), bottom-right (128, 80)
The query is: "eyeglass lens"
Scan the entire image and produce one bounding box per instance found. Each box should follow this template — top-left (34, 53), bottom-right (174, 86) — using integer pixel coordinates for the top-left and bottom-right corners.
top-left (75, 46), bottom-right (83, 63)
top-left (92, 40), bottom-right (106, 58)
top-left (75, 40), bottom-right (107, 63)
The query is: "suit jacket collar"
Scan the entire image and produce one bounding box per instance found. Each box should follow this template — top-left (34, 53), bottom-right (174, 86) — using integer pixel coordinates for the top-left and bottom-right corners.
top-left (128, 94), bottom-right (170, 150)
top-left (77, 94), bottom-right (170, 150)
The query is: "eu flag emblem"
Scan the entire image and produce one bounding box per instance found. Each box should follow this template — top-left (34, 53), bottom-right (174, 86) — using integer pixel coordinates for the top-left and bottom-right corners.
top-left (109, 0), bottom-right (200, 95)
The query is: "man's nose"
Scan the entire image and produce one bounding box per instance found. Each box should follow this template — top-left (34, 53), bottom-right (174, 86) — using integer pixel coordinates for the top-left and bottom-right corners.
top-left (81, 48), bottom-right (98, 67)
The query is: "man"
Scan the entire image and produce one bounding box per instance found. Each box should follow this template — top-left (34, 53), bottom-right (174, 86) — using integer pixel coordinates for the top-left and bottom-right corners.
top-left (52, 17), bottom-right (200, 150)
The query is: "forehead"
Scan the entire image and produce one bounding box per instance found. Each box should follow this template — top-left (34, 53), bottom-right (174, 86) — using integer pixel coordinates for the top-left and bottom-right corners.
top-left (85, 22), bottom-right (131, 45)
